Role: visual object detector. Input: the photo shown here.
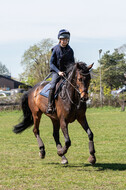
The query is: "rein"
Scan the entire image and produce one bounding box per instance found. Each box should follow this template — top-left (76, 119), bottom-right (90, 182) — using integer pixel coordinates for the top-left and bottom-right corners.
top-left (62, 75), bottom-right (80, 94)
top-left (66, 88), bottom-right (78, 106)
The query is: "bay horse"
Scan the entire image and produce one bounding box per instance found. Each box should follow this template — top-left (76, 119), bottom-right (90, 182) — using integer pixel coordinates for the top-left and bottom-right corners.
top-left (13, 62), bottom-right (96, 165)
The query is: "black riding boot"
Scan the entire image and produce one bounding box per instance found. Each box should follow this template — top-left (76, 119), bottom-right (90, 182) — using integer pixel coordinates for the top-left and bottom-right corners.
top-left (47, 89), bottom-right (54, 114)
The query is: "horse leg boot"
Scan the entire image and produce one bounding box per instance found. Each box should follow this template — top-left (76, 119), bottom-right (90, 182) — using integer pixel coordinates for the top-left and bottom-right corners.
top-left (37, 134), bottom-right (46, 159)
top-left (87, 128), bottom-right (96, 165)
top-left (88, 140), bottom-right (96, 165)
top-left (47, 89), bottom-right (54, 114)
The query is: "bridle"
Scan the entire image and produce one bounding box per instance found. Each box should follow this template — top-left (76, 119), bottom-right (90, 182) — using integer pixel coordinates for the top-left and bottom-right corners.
top-left (62, 71), bottom-right (91, 106)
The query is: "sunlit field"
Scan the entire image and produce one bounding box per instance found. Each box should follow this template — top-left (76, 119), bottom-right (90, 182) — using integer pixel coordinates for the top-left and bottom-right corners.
top-left (0, 107), bottom-right (126, 190)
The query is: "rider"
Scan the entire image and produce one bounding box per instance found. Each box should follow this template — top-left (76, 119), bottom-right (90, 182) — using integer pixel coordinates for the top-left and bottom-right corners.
top-left (47, 29), bottom-right (75, 113)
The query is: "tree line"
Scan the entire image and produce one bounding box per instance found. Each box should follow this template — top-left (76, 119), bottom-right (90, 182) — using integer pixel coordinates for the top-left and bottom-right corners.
top-left (1, 38), bottom-right (126, 92)
top-left (89, 49), bottom-right (126, 110)
top-left (90, 50), bottom-right (126, 93)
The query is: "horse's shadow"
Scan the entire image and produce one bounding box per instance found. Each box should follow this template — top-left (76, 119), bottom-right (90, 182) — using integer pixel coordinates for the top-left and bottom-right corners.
top-left (46, 162), bottom-right (126, 171)
top-left (84, 163), bottom-right (126, 171)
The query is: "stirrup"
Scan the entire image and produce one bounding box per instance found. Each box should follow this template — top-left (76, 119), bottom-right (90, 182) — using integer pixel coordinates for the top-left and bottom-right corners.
top-left (47, 104), bottom-right (53, 114)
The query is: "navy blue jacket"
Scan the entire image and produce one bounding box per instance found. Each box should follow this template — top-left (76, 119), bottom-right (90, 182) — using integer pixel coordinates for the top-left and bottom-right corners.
top-left (50, 44), bottom-right (74, 73)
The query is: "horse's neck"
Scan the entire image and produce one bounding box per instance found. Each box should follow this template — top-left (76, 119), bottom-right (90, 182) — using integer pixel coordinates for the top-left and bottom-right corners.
top-left (65, 71), bottom-right (79, 103)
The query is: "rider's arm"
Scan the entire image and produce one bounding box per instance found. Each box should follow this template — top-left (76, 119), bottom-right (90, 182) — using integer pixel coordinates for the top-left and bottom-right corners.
top-left (50, 50), bottom-right (60, 74)
top-left (71, 49), bottom-right (75, 63)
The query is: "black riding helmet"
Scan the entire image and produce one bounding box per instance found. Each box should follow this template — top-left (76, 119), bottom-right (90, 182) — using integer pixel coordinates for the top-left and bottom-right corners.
top-left (58, 29), bottom-right (70, 39)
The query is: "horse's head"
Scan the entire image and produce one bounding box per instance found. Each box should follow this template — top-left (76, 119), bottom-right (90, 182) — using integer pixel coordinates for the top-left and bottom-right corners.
top-left (76, 62), bottom-right (93, 102)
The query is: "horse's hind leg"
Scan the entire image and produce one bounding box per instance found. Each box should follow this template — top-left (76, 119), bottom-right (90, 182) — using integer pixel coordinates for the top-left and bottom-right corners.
top-left (32, 111), bottom-right (45, 159)
top-left (52, 119), bottom-right (68, 164)
top-left (56, 118), bottom-right (71, 157)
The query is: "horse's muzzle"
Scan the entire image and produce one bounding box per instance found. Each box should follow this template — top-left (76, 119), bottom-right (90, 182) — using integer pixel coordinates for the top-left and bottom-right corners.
top-left (80, 96), bottom-right (89, 102)
top-left (80, 91), bottom-right (88, 102)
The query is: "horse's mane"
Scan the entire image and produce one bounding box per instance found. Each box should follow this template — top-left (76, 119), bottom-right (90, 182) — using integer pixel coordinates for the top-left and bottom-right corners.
top-left (66, 62), bottom-right (89, 76)
top-left (76, 62), bottom-right (89, 73)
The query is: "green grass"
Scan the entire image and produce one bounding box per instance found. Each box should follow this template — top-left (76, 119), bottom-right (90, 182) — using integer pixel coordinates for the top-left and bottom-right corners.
top-left (0, 107), bottom-right (126, 190)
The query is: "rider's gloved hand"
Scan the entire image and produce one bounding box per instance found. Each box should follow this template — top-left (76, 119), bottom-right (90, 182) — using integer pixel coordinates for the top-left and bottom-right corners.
top-left (58, 71), bottom-right (65, 77)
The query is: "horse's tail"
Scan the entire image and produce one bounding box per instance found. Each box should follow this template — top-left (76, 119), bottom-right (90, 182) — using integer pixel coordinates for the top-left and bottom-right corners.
top-left (13, 91), bottom-right (34, 134)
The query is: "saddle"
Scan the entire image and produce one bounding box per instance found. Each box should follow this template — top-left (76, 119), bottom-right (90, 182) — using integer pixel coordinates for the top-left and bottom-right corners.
top-left (40, 79), bottom-right (66, 99)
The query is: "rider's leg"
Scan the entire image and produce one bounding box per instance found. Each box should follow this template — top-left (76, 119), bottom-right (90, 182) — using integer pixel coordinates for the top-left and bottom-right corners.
top-left (47, 88), bottom-right (55, 113)
top-left (47, 72), bottom-right (60, 113)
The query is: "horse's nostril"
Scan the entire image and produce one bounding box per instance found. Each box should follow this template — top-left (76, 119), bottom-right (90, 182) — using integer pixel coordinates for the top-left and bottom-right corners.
top-left (81, 96), bottom-right (88, 102)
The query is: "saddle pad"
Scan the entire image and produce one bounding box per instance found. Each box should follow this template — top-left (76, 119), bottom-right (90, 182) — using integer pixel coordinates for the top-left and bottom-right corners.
top-left (40, 83), bottom-right (51, 98)
top-left (40, 79), bottom-right (66, 98)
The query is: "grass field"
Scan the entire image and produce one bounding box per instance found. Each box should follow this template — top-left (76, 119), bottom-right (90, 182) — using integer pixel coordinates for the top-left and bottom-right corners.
top-left (0, 107), bottom-right (126, 190)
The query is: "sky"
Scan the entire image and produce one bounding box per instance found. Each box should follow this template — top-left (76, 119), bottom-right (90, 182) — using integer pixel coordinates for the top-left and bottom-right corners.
top-left (0, 0), bottom-right (126, 79)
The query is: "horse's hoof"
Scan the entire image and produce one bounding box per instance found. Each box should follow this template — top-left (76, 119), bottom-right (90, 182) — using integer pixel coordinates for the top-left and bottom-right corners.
top-left (88, 154), bottom-right (96, 165)
top-left (61, 156), bottom-right (68, 165)
top-left (39, 150), bottom-right (46, 159)
top-left (57, 149), bottom-right (64, 157)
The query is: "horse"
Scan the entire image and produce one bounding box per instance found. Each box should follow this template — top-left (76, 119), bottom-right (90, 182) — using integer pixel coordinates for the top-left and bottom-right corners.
top-left (13, 62), bottom-right (96, 165)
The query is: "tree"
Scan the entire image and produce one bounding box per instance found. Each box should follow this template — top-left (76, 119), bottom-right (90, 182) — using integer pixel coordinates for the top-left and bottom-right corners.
top-left (20, 38), bottom-right (54, 86)
top-left (100, 50), bottom-right (126, 89)
top-left (0, 62), bottom-right (10, 76)
top-left (89, 69), bottom-right (100, 94)
top-left (118, 92), bottom-right (126, 111)
top-left (117, 44), bottom-right (126, 54)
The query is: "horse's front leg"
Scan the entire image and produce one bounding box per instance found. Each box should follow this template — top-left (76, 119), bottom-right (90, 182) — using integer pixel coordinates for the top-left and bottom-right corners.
top-left (77, 115), bottom-right (96, 165)
top-left (57, 118), bottom-right (71, 157)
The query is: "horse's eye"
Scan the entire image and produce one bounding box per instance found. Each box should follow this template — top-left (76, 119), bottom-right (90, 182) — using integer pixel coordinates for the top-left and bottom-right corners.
top-left (79, 78), bottom-right (83, 82)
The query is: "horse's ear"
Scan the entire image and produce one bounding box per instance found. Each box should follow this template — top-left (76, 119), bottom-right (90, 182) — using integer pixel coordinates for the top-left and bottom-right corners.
top-left (88, 63), bottom-right (94, 70)
top-left (76, 62), bottom-right (79, 68)
top-left (74, 62), bottom-right (79, 70)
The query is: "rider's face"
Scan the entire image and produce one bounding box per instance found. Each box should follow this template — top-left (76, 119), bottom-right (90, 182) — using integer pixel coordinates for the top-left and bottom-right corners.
top-left (60, 38), bottom-right (69, 47)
